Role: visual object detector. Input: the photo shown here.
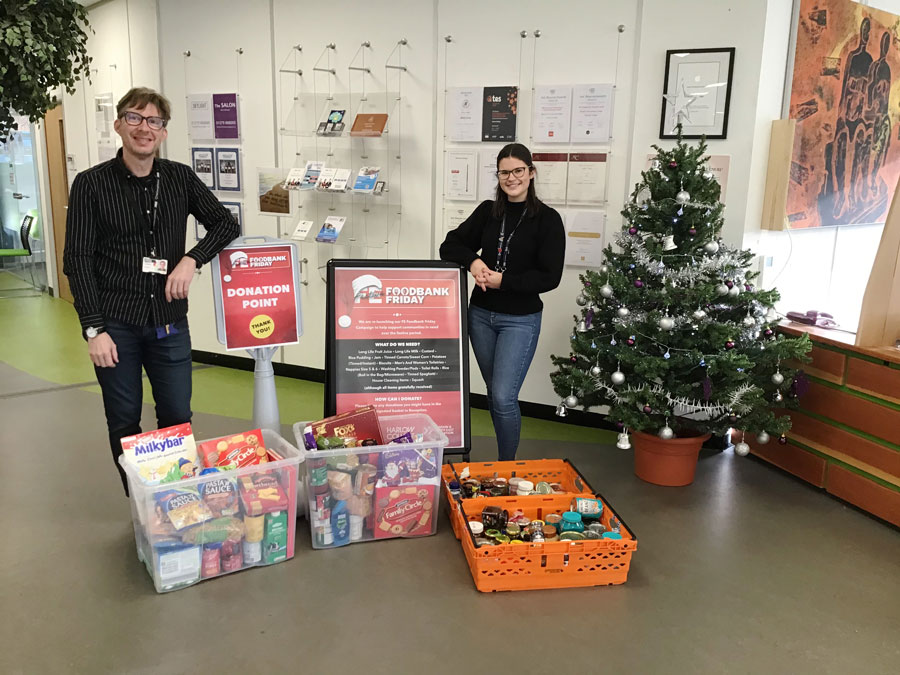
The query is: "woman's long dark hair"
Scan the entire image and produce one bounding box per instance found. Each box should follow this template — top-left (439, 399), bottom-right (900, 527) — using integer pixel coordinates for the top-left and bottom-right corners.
top-left (492, 143), bottom-right (542, 221)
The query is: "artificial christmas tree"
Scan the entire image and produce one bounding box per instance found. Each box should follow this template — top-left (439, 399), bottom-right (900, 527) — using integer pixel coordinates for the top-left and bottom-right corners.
top-left (550, 132), bottom-right (811, 485)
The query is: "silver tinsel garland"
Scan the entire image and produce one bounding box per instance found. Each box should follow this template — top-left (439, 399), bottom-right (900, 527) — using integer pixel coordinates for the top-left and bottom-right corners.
top-left (592, 381), bottom-right (758, 419)
top-left (615, 232), bottom-right (747, 287)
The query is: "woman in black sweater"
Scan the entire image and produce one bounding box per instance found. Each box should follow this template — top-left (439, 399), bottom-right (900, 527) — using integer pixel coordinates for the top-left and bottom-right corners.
top-left (440, 143), bottom-right (565, 460)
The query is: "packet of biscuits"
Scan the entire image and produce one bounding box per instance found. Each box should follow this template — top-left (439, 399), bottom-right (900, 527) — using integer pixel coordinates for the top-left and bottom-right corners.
top-left (199, 429), bottom-right (268, 470)
top-left (238, 472), bottom-right (289, 516)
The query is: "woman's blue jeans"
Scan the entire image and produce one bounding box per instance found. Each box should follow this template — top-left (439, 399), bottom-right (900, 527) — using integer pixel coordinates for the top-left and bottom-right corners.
top-left (468, 305), bottom-right (542, 461)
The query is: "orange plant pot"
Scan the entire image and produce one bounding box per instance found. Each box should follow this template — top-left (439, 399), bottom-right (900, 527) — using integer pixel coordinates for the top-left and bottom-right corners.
top-left (632, 431), bottom-right (712, 486)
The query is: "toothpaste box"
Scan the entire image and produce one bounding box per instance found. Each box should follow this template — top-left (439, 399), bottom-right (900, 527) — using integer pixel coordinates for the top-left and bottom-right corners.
top-left (121, 423), bottom-right (199, 486)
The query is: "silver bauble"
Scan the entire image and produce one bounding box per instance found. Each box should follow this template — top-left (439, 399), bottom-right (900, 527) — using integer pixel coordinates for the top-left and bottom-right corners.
top-left (590, 365), bottom-right (602, 377)
top-left (565, 395), bottom-right (579, 408)
top-left (599, 264), bottom-right (609, 274)
top-left (704, 240), bottom-right (720, 254)
top-left (600, 284), bottom-right (614, 298)
top-left (756, 431), bottom-right (770, 444)
top-left (774, 391), bottom-right (784, 403)
top-left (658, 425), bottom-right (674, 440)
top-left (702, 170), bottom-right (714, 180)
top-left (617, 306), bottom-right (630, 318)
top-left (675, 190), bottom-right (690, 204)
top-left (734, 442), bottom-right (751, 457)
top-left (743, 316), bottom-right (756, 327)
top-left (576, 294), bottom-right (589, 307)
top-left (659, 316), bottom-right (675, 331)
top-left (611, 370), bottom-right (626, 385)
top-left (651, 159), bottom-right (661, 170)
top-left (715, 284), bottom-right (729, 296)
top-left (728, 285), bottom-right (741, 298)
top-left (692, 308), bottom-right (707, 321)
top-left (771, 372), bottom-right (785, 386)
top-left (616, 432), bottom-right (632, 450)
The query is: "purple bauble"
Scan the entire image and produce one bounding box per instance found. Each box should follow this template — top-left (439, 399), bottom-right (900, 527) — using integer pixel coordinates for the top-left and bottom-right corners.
top-left (725, 340), bottom-right (735, 349)
top-left (668, 161), bottom-right (678, 169)
top-left (626, 338), bottom-right (636, 346)
top-left (642, 405), bottom-right (652, 414)
top-left (634, 279), bottom-right (644, 288)
top-left (778, 435), bottom-right (787, 445)
top-left (616, 421), bottom-right (625, 430)
top-left (688, 228), bottom-right (697, 236)
top-left (729, 415), bottom-right (738, 423)
top-left (570, 356), bottom-right (578, 363)
top-left (745, 284), bottom-right (754, 292)
top-left (725, 280), bottom-right (734, 289)
top-left (764, 329), bottom-right (774, 338)
top-left (628, 227), bottom-right (638, 235)
top-left (584, 281), bottom-right (591, 287)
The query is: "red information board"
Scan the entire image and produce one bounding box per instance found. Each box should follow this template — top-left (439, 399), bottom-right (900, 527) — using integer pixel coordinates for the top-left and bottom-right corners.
top-left (326, 260), bottom-right (470, 455)
top-left (214, 242), bottom-right (300, 350)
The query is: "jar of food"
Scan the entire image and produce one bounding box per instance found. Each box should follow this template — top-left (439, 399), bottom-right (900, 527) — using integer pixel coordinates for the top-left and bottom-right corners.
top-left (492, 477), bottom-right (509, 495)
top-left (448, 481), bottom-right (461, 500)
top-left (505, 522), bottom-right (521, 539)
top-left (482, 506), bottom-right (508, 531)
top-left (463, 480), bottom-right (480, 499)
top-left (542, 525), bottom-right (559, 542)
top-left (468, 521), bottom-right (484, 536)
top-left (508, 477), bottom-right (523, 493)
top-left (560, 511), bottom-right (585, 534)
top-left (544, 513), bottom-right (562, 532)
top-left (601, 531), bottom-right (623, 540)
top-left (535, 481), bottom-right (553, 495)
top-left (516, 480), bottom-right (534, 496)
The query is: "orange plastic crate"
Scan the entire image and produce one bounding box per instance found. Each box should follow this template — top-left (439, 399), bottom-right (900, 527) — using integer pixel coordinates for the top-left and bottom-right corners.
top-left (456, 494), bottom-right (637, 592)
top-left (441, 459), bottom-right (596, 540)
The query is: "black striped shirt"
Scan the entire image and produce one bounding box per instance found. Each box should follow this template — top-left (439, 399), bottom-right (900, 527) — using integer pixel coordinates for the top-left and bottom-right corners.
top-left (63, 150), bottom-right (240, 332)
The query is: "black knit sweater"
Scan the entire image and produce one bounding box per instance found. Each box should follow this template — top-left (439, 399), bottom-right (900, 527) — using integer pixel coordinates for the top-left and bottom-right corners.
top-left (439, 199), bottom-right (566, 315)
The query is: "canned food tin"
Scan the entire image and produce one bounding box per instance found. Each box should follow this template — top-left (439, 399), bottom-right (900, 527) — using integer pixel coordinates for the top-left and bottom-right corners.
top-left (571, 497), bottom-right (604, 519)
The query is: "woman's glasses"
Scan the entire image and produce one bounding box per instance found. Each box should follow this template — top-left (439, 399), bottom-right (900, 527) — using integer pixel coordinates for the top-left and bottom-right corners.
top-left (120, 111), bottom-right (168, 130)
top-left (496, 166), bottom-right (531, 179)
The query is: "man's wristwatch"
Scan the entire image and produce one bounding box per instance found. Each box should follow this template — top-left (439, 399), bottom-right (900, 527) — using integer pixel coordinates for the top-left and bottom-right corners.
top-left (85, 326), bottom-right (105, 339)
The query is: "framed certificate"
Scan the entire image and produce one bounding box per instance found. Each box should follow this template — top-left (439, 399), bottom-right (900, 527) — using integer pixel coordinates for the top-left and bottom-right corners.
top-left (215, 148), bottom-right (241, 192)
top-left (660, 48), bottom-right (735, 139)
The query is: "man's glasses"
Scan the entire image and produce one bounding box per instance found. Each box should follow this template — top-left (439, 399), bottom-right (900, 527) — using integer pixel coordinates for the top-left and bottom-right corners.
top-left (120, 111), bottom-right (168, 130)
top-left (496, 166), bottom-right (531, 179)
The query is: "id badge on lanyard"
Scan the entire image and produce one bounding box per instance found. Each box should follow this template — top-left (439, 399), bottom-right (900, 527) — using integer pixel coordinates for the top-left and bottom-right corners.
top-left (142, 257), bottom-right (168, 274)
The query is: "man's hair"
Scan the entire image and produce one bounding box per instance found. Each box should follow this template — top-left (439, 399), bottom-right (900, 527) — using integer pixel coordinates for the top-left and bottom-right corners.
top-left (116, 87), bottom-right (172, 121)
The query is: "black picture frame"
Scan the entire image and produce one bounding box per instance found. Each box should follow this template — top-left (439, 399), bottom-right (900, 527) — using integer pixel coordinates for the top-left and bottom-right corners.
top-left (659, 47), bottom-right (735, 139)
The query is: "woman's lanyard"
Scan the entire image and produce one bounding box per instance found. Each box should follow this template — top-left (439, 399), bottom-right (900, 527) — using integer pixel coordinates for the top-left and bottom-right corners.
top-left (495, 208), bottom-right (526, 273)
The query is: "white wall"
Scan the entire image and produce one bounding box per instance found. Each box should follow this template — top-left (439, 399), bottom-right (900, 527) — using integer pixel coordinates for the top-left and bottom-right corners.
top-left (436, 1), bottom-right (639, 406)
top-left (62, 0), bottom-right (160, 174)
top-left (58, 0), bottom-right (850, 408)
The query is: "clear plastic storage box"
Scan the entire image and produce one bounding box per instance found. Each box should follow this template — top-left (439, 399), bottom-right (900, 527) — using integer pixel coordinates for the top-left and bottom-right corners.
top-left (120, 429), bottom-right (301, 593)
top-left (293, 413), bottom-right (448, 549)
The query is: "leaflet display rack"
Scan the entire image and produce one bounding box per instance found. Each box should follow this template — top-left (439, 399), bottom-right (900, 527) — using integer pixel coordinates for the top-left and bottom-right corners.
top-left (276, 40), bottom-right (409, 274)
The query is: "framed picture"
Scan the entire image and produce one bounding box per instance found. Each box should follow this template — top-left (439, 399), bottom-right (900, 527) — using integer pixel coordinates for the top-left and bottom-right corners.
top-left (215, 148), bottom-right (241, 192)
top-left (659, 48), bottom-right (735, 139)
top-left (191, 147), bottom-right (215, 189)
top-left (220, 201), bottom-right (243, 233)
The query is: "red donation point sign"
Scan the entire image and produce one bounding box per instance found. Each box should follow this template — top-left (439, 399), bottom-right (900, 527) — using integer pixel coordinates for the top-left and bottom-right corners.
top-left (218, 244), bottom-right (299, 350)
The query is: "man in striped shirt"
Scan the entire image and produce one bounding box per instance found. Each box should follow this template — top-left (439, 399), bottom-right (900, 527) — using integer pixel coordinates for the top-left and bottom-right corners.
top-left (63, 87), bottom-right (240, 494)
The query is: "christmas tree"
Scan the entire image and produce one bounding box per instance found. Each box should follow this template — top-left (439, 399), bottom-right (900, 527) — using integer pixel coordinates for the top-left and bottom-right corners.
top-left (550, 133), bottom-right (811, 454)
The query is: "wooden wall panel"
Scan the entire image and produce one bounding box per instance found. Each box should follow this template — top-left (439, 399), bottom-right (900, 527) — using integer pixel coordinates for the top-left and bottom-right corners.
top-left (748, 437), bottom-right (827, 487)
top-left (846, 358), bottom-right (900, 405)
top-left (800, 382), bottom-right (900, 446)
top-left (827, 466), bottom-right (900, 527)
top-left (788, 411), bottom-right (900, 481)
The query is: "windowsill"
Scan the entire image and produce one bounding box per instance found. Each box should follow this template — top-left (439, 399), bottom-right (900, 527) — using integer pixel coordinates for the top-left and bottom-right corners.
top-left (780, 321), bottom-right (900, 365)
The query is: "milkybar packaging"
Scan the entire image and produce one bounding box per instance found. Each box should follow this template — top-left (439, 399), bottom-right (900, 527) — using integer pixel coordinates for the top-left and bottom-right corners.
top-left (121, 423), bottom-right (199, 486)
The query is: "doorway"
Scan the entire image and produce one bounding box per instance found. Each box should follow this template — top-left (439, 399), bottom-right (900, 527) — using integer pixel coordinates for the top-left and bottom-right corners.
top-left (43, 104), bottom-right (73, 302)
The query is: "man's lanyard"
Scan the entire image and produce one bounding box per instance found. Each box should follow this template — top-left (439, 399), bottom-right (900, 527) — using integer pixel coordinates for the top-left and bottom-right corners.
top-left (122, 170), bottom-right (161, 258)
top-left (496, 207), bottom-right (526, 273)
